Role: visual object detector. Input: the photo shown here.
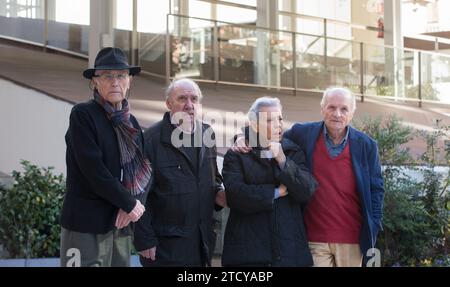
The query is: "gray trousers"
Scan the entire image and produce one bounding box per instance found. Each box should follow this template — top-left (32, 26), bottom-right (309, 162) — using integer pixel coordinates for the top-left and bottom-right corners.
top-left (60, 227), bottom-right (131, 267)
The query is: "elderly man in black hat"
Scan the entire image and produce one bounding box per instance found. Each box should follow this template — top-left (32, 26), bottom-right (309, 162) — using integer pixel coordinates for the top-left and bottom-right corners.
top-left (60, 47), bottom-right (152, 267)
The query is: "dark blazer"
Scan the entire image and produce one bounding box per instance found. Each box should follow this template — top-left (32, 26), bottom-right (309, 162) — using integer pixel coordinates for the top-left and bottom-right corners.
top-left (134, 112), bottom-right (223, 267)
top-left (221, 135), bottom-right (317, 267)
top-left (60, 100), bottom-right (147, 234)
top-left (284, 121), bottom-right (385, 264)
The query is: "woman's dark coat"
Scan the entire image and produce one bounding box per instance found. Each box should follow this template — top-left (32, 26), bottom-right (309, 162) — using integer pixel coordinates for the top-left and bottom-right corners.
top-left (222, 135), bottom-right (317, 267)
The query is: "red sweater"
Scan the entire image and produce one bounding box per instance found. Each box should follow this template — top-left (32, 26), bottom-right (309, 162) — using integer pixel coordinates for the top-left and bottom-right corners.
top-left (304, 135), bottom-right (362, 244)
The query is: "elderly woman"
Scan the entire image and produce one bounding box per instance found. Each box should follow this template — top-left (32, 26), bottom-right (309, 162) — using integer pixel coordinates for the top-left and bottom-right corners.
top-left (221, 97), bottom-right (317, 267)
top-left (60, 47), bottom-right (151, 267)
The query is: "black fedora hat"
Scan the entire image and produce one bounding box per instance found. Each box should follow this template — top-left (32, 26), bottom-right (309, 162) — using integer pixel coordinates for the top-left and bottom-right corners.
top-left (83, 47), bottom-right (141, 79)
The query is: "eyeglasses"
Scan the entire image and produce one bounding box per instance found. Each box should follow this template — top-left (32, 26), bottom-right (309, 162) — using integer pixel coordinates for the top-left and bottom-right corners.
top-left (93, 73), bottom-right (130, 81)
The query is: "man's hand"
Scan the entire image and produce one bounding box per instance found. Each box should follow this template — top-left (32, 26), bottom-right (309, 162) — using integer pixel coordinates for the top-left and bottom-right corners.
top-left (278, 184), bottom-right (288, 197)
top-left (128, 199), bottom-right (145, 222)
top-left (232, 136), bottom-right (252, 153)
top-left (139, 247), bottom-right (156, 261)
top-left (115, 200), bottom-right (145, 229)
top-left (269, 142), bottom-right (286, 167)
top-left (215, 189), bottom-right (227, 208)
top-left (115, 209), bottom-right (132, 229)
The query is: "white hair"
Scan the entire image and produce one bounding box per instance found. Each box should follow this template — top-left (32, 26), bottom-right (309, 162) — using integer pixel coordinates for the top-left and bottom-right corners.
top-left (320, 87), bottom-right (356, 112)
top-left (165, 78), bottom-right (203, 101)
top-left (248, 97), bottom-right (282, 122)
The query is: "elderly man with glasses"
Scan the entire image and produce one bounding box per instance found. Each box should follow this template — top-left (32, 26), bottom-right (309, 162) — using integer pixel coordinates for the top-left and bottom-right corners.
top-left (60, 47), bottom-right (151, 267)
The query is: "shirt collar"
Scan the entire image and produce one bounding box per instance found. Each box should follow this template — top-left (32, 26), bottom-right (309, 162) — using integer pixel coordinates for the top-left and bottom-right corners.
top-left (323, 124), bottom-right (349, 146)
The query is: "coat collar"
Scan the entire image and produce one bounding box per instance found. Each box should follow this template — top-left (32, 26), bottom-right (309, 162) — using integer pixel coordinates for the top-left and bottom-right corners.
top-left (160, 112), bottom-right (208, 172)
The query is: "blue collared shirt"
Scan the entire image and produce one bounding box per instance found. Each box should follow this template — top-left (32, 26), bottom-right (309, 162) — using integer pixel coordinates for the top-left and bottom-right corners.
top-left (323, 125), bottom-right (350, 159)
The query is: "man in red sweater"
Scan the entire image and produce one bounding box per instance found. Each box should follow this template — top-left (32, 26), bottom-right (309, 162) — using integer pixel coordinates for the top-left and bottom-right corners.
top-left (234, 87), bottom-right (384, 267)
top-left (283, 87), bottom-right (384, 267)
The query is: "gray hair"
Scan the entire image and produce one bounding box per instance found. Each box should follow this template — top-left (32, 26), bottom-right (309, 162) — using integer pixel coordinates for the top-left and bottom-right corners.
top-left (165, 78), bottom-right (203, 101)
top-left (248, 97), bottom-right (282, 122)
top-left (320, 87), bottom-right (356, 112)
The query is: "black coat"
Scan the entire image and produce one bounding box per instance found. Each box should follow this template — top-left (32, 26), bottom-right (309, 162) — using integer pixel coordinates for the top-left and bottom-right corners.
top-left (60, 100), bottom-right (147, 234)
top-left (134, 112), bottom-right (223, 267)
top-left (221, 136), bottom-right (317, 267)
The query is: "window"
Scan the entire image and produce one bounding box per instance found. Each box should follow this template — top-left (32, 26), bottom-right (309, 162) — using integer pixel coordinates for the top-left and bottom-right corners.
top-left (55, 0), bottom-right (89, 25)
top-left (115, 0), bottom-right (132, 30)
top-left (138, 0), bottom-right (169, 33)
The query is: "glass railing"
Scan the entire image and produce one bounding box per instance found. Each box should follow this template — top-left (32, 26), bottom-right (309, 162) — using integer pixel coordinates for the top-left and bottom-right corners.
top-left (0, 0), bottom-right (89, 57)
top-left (166, 16), bottom-right (215, 81)
top-left (1, 8), bottom-right (449, 106)
top-left (138, 32), bottom-right (166, 76)
top-left (166, 14), bottom-right (365, 92)
top-left (0, 1), bottom-right (45, 45)
top-left (46, 20), bottom-right (89, 55)
top-left (421, 52), bottom-right (450, 104)
top-left (363, 44), bottom-right (418, 101)
top-left (166, 14), bottom-right (450, 105)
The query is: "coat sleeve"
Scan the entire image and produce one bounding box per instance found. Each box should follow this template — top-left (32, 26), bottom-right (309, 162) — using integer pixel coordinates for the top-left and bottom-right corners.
top-left (67, 108), bottom-right (136, 213)
top-left (133, 130), bottom-right (158, 251)
top-left (211, 143), bottom-right (225, 212)
top-left (277, 149), bottom-right (317, 204)
top-left (222, 151), bottom-right (275, 215)
top-left (133, 179), bottom-right (158, 252)
top-left (368, 140), bottom-right (385, 233)
top-left (283, 124), bottom-right (305, 148)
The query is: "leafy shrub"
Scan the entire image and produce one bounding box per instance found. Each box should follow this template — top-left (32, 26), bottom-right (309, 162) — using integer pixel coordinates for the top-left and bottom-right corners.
top-left (0, 161), bottom-right (65, 258)
top-left (355, 116), bottom-right (449, 266)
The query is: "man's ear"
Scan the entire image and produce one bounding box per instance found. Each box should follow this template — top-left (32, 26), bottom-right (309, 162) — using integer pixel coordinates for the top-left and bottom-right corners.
top-left (90, 79), bottom-right (97, 90)
top-left (166, 98), bottom-right (172, 110)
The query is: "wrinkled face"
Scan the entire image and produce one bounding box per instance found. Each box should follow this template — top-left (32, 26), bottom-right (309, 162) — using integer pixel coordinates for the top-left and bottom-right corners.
top-left (252, 105), bottom-right (283, 143)
top-left (321, 92), bottom-right (354, 133)
top-left (93, 69), bottom-right (131, 105)
top-left (166, 82), bottom-right (200, 124)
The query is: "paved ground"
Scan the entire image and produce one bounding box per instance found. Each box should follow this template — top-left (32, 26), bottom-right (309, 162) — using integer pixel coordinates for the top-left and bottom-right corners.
top-left (1, 39), bottom-right (449, 158)
top-left (0, 256), bottom-right (142, 267)
top-left (0, 255), bottom-right (222, 267)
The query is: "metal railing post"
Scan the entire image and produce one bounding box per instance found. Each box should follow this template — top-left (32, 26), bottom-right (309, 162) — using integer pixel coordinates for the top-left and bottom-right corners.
top-left (132, 0), bottom-right (138, 66)
top-left (418, 51), bottom-right (422, 108)
top-left (324, 18), bottom-right (327, 69)
top-left (292, 31), bottom-right (297, 96)
top-left (165, 14), bottom-right (171, 85)
top-left (213, 21), bottom-right (219, 86)
top-left (44, 0), bottom-right (48, 52)
top-left (360, 42), bottom-right (365, 103)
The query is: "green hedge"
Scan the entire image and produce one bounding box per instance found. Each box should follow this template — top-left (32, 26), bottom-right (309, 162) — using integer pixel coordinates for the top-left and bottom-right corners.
top-left (356, 116), bottom-right (449, 266)
top-left (0, 161), bottom-right (65, 258)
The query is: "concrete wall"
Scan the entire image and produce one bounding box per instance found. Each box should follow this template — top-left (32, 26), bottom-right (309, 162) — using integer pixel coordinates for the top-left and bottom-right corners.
top-left (0, 79), bottom-right (72, 176)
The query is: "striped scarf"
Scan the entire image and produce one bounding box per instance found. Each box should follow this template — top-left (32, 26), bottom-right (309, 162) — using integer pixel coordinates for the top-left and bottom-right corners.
top-left (94, 91), bottom-right (151, 196)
